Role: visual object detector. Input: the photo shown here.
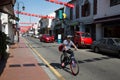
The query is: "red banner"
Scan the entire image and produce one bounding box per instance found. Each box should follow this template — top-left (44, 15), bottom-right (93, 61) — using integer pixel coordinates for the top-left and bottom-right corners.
top-left (14, 10), bottom-right (55, 19)
top-left (20, 26), bottom-right (32, 33)
top-left (46, 0), bottom-right (74, 8)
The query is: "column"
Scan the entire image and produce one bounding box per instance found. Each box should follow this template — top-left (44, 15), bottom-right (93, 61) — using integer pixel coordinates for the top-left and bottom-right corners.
top-left (96, 23), bottom-right (102, 41)
top-left (80, 23), bottom-right (85, 32)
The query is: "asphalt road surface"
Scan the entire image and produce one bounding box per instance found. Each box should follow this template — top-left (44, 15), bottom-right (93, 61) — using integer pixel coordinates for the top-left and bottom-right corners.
top-left (25, 36), bottom-right (120, 80)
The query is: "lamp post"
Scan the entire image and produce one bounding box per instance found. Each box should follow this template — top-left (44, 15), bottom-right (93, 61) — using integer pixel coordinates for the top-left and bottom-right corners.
top-left (16, 1), bottom-right (25, 42)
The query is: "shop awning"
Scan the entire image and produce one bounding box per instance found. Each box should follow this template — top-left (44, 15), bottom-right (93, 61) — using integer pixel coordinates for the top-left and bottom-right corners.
top-left (69, 21), bottom-right (79, 26)
top-left (0, 0), bottom-right (16, 17)
top-left (94, 15), bottom-right (120, 23)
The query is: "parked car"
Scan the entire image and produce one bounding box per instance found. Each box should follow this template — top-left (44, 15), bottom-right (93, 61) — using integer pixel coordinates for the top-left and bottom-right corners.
top-left (39, 34), bottom-right (54, 43)
top-left (91, 38), bottom-right (120, 57)
top-left (33, 34), bottom-right (40, 39)
top-left (73, 31), bottom-right (93, 48)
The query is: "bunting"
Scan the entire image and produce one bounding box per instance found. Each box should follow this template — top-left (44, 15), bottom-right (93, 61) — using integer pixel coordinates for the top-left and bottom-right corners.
top-left (14, 10), bottom-right (55, 19)
top-left (45, 0), bottom-right (74, 8)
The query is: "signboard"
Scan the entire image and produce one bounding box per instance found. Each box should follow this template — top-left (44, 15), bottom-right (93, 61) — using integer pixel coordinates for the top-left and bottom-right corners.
top-left (58, 34), bottom-right (61, 39)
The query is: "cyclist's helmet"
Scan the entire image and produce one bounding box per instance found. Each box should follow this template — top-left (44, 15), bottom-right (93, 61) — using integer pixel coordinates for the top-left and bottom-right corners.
top-left (67, 35), bottom-right (72, 39)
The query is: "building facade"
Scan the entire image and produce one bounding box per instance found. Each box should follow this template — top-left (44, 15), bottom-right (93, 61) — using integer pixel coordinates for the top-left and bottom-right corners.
top-left (64, 0), bottom-right (96, 40)
top-left (0, 13), bottom-right (16, 43)
top-left (94, 0), bottom-right (120, 40)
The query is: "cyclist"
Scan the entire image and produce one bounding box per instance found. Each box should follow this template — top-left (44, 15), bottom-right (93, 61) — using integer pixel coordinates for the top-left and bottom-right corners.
top-left (61, 35), bottom-right (78, 67)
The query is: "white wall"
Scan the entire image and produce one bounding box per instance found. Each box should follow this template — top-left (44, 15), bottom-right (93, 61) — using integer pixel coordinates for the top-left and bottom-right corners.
top-left (1, 13), bottom-right (15, 43)
top-left (96, 24), bottom-right (103, 40)
top-left (1, 13), bottom-right (8, 35)
top-left (94, 0), bottom-right (120, 19)
top-left (65, 0), bottom-right (94, 24)
top-left (48, 12), bottom-right (55, 28)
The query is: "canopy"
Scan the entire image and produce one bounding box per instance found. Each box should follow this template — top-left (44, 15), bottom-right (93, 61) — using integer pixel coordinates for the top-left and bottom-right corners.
top-left (0, 0), bottom-right (16, 17)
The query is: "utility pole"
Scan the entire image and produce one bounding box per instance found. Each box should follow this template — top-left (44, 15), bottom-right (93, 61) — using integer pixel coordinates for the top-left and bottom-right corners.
top-left (16, 1), bottom-right (25, 42)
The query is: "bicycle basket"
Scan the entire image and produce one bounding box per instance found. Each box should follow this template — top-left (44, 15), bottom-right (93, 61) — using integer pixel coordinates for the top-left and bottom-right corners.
top-left (58, 44), bottom-right (64, 52)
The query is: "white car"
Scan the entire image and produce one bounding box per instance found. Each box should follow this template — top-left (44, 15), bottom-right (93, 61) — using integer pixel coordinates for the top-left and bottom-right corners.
top-left (34, 35), bottom-right (39, 38)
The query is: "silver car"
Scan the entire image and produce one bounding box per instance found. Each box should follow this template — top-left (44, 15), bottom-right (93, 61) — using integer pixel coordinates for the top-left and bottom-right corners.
top-left (91, 38), bottom-right (120, 57)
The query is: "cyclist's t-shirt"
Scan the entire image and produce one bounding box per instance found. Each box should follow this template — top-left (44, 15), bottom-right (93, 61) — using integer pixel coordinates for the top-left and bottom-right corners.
top-left (63, 40), bottom-right (74, 50)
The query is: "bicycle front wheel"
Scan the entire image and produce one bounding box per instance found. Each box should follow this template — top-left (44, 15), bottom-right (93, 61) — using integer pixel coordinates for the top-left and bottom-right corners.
top-left (70, 59), bottom-right (79, 76)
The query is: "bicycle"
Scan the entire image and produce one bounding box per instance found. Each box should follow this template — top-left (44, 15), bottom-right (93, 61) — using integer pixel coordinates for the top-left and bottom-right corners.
top-left (60, 50), bottom-right (79, 76)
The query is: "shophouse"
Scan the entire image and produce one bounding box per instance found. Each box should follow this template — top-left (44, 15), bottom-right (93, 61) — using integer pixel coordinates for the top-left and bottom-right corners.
top-left (64, 0), bottom-right (96, 40)
top-left (94, 0), bottom-right (120, 40)
top-left (52, 7), bottom-right (65, 41)
top-left (39, 12), bottom-right (55, 35)
top-left (0, 0), bottom-right (16, 43)
top-left (48, 12), bottom-right (55, 35)
top-left (0, 13), bottom-right (16, 43)
top-left (39, 18), bottom-right (49, 34)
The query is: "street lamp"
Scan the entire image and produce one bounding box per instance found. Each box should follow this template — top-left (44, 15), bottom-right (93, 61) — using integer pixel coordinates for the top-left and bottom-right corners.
top-left (16, 1), bottom-right (25, 42)
top-left (17, 1), bottom-right (25, 22)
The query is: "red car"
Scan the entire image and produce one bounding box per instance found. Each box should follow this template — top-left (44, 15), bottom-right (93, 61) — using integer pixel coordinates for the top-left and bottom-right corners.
top-left (39, 34), bottom-right (54, 43)
top-left (73, 31), bottom-right (93, 48)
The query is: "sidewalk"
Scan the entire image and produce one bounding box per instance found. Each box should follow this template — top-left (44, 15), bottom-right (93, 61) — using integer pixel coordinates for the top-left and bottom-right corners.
top-left (0, 38), bottom-right (50, 80)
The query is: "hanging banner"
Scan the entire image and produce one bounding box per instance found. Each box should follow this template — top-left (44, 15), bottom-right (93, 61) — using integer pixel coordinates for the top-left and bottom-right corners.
top-left (46, 0), bottom-right (74, 8)
top-left (14, 10), bottom-right (55, 19)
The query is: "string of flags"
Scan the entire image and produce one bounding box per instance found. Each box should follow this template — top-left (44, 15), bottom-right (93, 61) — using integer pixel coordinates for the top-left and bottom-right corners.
top-left (45, 0), bottom-right (74, 8)
top-left (14, 10), bottom-right (55, 19)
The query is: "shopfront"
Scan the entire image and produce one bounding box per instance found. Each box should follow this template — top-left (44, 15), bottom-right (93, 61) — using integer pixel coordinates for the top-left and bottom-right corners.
top-left (103, 20), bottom-right (120, 38)
top-left (94, 15), bottom-right (120, 40)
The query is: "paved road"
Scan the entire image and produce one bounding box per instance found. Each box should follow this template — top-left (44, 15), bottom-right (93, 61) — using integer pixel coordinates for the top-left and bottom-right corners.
top-left (25, 36), bottom-right (120, 80)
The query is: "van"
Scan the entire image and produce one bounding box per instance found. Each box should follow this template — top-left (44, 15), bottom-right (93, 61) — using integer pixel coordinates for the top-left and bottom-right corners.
top-left (74, 31), bottom-right (93, 48)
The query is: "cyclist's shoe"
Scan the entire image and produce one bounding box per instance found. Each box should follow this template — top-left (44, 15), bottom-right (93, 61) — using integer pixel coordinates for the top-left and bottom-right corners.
top-left (72, 61), bottom-right (76, 67)
top-left (61, 62), bottom-right (65, 67)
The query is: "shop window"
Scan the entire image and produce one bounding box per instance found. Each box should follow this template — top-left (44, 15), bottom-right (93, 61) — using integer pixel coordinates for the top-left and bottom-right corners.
top-left (110, 0), bottom-right (120, 6)
top-left (76, 4), bottom-right (79, 19)
top-left (107, 39), bottom-right (114, 45)
top-left (100, 39), bottom-right (106, 44)
top-left (70, 8), bottom-right (73, 20)
top-left (93, 0), bottom-right (97, 15)
top-left (82, 0), bottom-right (90, 17)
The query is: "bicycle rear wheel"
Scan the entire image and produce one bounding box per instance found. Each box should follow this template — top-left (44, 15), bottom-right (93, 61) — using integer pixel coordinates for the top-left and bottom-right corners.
top-left (70, 59), bottom-right (79, 76)
top-left (60, 53), bottom-right (69, 68)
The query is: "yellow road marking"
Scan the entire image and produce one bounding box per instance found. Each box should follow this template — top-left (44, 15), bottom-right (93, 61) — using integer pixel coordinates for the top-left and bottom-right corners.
top-left (23, 38), bottom-right (65, 80)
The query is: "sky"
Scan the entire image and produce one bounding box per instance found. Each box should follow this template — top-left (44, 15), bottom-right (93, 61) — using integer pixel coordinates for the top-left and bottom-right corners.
top-left (14, 0), bottom-right (71, 26)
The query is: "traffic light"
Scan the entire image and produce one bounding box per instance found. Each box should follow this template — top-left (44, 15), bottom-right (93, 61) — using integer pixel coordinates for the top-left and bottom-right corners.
top-left (59, 10), bottom-right (63, 19)
top-left (58, 10), bottom-right (67, 20)
top-left (63, 13), bottom-right (67, 19)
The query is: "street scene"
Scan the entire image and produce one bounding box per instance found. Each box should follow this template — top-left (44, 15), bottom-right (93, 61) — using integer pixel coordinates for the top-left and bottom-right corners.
top-left (0, 0), bottom-right (120, 80)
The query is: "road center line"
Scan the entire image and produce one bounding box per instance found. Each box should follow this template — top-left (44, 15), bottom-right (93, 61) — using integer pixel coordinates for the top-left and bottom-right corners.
top-left (23, 38), bottom-right (65, 80)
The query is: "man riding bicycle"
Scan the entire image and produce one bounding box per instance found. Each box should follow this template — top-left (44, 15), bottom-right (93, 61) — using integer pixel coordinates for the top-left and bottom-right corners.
top-left (61, 35), bottom-right (78, 67)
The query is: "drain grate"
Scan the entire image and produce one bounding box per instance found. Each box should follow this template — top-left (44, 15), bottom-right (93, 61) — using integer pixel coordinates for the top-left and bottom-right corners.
top-left (9, 64), bottom-right (21, 67)
top-left (23, 64), bottom-right (35, 67)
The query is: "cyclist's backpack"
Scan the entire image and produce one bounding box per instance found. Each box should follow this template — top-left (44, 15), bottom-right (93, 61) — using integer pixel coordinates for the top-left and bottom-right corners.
top-left (58, 44), bottom-right (64, 52)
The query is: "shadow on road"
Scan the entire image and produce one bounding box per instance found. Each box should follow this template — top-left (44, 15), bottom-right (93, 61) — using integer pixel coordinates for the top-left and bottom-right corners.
top-left (86, 49), bottom-right (119, 58)
top-left (77, 56), bottom-right (115, 64)
top-left (50, 63), bottom-right (73, 75)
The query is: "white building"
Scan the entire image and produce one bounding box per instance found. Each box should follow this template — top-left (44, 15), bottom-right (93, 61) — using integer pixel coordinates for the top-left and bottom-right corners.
top-left (39, 12), bottom-right (55, 35)
top-left (0, 13), bottom-right (16, 43)
top-left (48, 12), bottom-right (55, 35)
